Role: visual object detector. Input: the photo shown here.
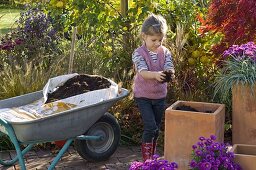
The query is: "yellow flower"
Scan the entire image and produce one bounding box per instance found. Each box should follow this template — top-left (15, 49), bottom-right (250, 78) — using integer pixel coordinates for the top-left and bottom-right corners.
top-left (200, 56), bottom-right (210, 64)
top-left (192, 50), bottom-right (200, 58)
top-left (56, 1), bottom-right (64, 8)
top-left (188, 57), bottom-right (196, 65)
top-left (137, 8), bottom-right (142, 15)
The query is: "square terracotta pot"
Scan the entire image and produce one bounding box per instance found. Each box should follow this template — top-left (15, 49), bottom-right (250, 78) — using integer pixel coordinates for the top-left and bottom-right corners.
top-left (164, 100), bottom-right (225, 170)
top-left (230, 144), bottom-right (256, 170)
top-left (232, 84), bottom-right (256, 145)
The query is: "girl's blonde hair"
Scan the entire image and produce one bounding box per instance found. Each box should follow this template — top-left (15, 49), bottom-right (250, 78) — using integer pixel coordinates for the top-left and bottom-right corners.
top-left (141, 13), bottom-right (168, 36)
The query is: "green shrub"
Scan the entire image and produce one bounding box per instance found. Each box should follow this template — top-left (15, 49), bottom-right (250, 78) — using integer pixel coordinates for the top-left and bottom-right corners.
top-left (0, 60), bottom-right (64, 99)
top-left (0, 134), bottom-right (14, 151)
top-left (0, 5), bottom-right (61, 68)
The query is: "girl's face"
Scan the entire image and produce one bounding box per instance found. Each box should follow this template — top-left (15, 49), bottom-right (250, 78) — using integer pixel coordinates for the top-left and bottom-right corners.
top-left (142, 33), bottom-right (164, 52)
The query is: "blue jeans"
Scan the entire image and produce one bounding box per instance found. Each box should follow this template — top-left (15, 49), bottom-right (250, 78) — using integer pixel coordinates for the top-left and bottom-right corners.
top-left (135, 97), bottom-right (165, 143)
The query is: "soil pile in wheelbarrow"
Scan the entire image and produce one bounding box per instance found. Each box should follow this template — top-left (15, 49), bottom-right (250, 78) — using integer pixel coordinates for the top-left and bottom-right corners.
top-left (45, 74), bottom-right (111, 103)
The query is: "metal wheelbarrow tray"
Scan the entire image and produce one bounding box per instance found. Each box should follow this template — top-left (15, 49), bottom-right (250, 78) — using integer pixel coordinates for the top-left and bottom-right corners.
top-left (0, 88), bottom-right (128, 170)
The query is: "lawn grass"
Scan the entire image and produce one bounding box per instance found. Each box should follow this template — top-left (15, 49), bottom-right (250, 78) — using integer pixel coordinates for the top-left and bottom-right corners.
top-left (0, 8), bottom-right (21, 35)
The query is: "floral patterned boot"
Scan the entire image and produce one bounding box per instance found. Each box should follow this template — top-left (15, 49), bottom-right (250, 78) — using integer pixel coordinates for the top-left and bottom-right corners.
top-left (141, 143), bottom-right (153, 162)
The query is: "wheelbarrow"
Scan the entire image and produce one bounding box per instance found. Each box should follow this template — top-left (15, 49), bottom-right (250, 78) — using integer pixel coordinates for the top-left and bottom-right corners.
top-left (0, 88), bottom-right (128, 170)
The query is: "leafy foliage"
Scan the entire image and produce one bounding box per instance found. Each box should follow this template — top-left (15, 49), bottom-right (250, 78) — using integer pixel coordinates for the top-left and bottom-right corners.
top-left (0, 60), bottom-right (64, 99)
top-left (112, 98), bottom-right (143, 144)
top-left (167, 22), bottom-right (220, 102)
top-left (214, 59), bottom-right (256, 101)
top-left (0, 134), bottom-right (14, 151)
top-left (205, 0), bottom-right (256, 55)
top-left (0, 5), bottom-right (60, 67)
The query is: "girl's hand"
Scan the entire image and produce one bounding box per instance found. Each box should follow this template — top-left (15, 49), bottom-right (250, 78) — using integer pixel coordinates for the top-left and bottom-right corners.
top-left (139, 70), bottom-right (166, 81)
top-left (154, 71), bottom-right (166, 82)
top-left (161, 70), bottom-right (175, 83)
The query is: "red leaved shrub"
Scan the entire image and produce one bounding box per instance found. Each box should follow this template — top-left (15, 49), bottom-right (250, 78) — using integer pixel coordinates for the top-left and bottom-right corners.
top-left (203, 0), bottom-right (256, 55)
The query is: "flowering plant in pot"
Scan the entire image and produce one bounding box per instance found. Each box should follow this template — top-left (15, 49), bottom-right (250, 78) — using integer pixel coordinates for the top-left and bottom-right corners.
top-left (214, 41), bottom-right (256, 102)
top-left (129, 154), bottom-right (178, 170)
top-left (213, 41), bottom-right (256, 144)
top-left (189, 135), bottom-right (242, 170)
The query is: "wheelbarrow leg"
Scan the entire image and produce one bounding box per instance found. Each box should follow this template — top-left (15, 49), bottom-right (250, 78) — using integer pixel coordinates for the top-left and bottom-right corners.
top-left (48, 138), bottom-right (73, 170)
top-left (0, 118), bottom-right (33, 170)
top-left (0, 144), bottom-right (34, 168)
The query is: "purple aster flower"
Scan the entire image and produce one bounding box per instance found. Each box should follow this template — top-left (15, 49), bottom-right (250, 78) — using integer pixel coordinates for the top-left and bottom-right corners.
top-left (157, 159), bottom-right (168, 166)
top-left (149, 160), bottom-right (158, 169)
top-left (212, 159), bottom-right (220, 167)
top-left (129, 161), bottom-right (143, 170)
top-left (158, 164), bottom-right (170, 170)
top-left (205, 138), bottom-right (213, 145)
top-left (192, 145), bottom-right (197, 150)
top-left (129, 154), bottom-right (178, 170)
top-left (141, 165), bottom-right (150, 169)
top-left (196, 150), bottom-right (203, 156)
top-left (197, 141), bottom-right (204, 147)
top-left (211, 143), bottom-right (220, 151)
top-left (189, 135), bottom-right (242, 170)
top-left (170, 162), bottom-right (178, 168)
top-left (222, 42), bottom-right (256, 63)
top-left (152, 154), bottom-right (160, 160)
top-left (201, 162), bottom-right (211, 170)
top-left (205, 154), bottom-right (213, 160)
top-left (227, 152), bottom-right (235, 158)
top-left (210, 135), bottom-right (217, 141)
top-left (189, 160), bottom-right (197, 168)
top-left (199, 136), bottom-right (206, 141)
top-left (223, 162), bottom-right (230, 168)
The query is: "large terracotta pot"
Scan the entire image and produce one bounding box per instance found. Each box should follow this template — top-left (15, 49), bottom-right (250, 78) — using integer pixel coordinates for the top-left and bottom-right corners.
top-left (164, 100), bottom-right (225, 170)
top-left (230, 144), bottom-right (256, 170)
top-left (232, 84), bottom-right (256, 145)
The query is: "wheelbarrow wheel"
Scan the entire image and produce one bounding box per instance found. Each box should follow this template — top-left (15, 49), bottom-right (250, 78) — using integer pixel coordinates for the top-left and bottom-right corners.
top-left (74, 112), bottom-right (121, 162)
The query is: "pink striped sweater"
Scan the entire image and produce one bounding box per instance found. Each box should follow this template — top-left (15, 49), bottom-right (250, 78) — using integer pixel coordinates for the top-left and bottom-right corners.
top-left (133, 45), bottom-right (167, 99)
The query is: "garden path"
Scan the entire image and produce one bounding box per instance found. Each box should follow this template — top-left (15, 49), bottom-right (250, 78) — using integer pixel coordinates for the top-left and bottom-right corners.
top-left (0, 145), bottom-right (163, 170)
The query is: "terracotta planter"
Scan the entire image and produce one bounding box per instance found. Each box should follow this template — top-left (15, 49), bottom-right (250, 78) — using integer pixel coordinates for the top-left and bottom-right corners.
top-left (230, 144), bottom-right (256, 170)
top-left (232, 84), bottom-right (256, 145)
top-left (164, 100), bottom-right (225, 170)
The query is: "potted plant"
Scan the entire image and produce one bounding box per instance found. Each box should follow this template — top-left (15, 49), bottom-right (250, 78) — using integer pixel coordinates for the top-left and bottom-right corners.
top-left (214, 41), bottom-right (256, 145)
top-left (189, 135), bottom-right (242, 170)
top-left (230, 144), bottom-right (256, 170)
top-left (164, 100), bottom-right (225, 169)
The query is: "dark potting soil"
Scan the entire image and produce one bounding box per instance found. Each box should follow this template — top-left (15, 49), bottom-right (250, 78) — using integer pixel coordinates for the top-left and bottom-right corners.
top-left (161, 70), bottom-right (174, 83)
top-left (45, 74), bottom-right (111, 103)
top-left (176, 105), bottom-right (213, 113)
top-left (176, 105), bottom-right (199, 112)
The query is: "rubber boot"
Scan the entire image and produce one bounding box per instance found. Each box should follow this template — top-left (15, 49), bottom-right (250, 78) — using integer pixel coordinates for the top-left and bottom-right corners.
top-left (141, 143), bottom-right (153, 162)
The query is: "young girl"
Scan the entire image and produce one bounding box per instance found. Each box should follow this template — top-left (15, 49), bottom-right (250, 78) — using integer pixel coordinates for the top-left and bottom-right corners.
top-left (132, 13), bottom-right (175, 161)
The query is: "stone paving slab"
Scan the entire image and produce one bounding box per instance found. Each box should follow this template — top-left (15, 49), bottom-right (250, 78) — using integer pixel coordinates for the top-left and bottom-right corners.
top-left (0, 145), bottom-right (164, 170)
